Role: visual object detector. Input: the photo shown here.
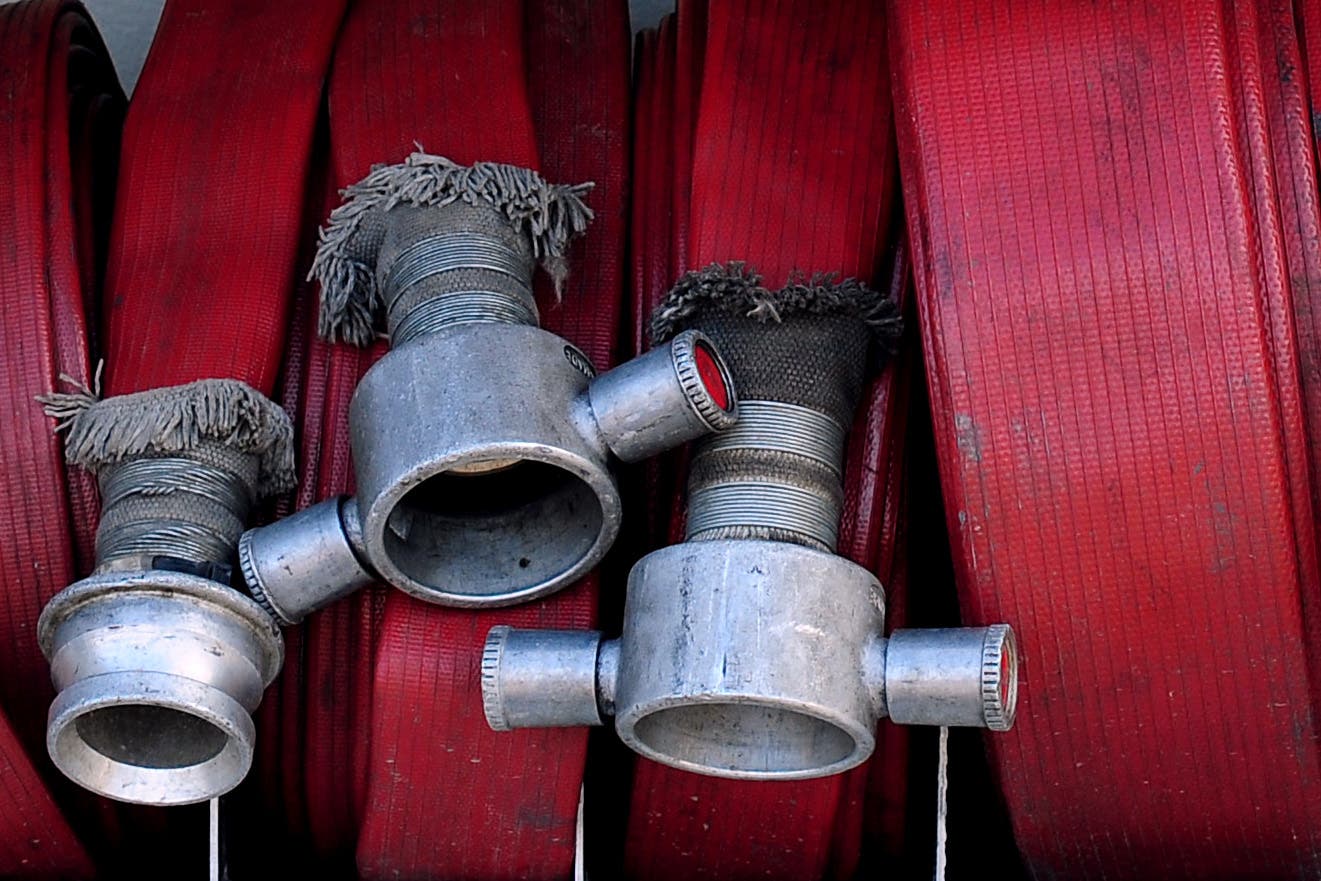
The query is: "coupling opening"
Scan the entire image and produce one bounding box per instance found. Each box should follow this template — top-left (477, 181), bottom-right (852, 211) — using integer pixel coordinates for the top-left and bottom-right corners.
top-left (693, 338), bottom-right (734, 414)
top-left (46, 670), bottom-right (255, 805)
top-left (75, 704), bottom-right (228, 769)
top-left (39, 572), bottom-right (282, 804)
top-left (381, 455), bottom-right (608, 605)
top-left (627, 699), bottom-right (866, 779)
top-left (984, 624), bottom-right (1019, 731)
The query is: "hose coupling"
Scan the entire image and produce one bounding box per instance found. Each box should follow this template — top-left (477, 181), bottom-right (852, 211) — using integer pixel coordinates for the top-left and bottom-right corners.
top-left (478, 264), bottom-right (1017, 779)
top-left (481, 541), bottom-right (1018, 780)
top-left (237, 495), bottom-right (375, 625)
top-left (36, 379), bottom-right (290, 804)
top-left (258, 153), bottom-right (739, 609)
top-left (348, 323), bottom-right (734, 608)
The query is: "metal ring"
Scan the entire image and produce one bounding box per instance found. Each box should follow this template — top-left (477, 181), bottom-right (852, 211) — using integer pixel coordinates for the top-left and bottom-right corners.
top-left (100, 457), bottom-right (252, 517)
top-left (95, 456), bottom-right (251, 568)
top-left (981, 624), bottom-right (1018, 732)
top-left (391, 291), bottom-right (540, 346)
top-left (686, 480), bottom-right (840, 549)
top-left (95, 520), bottom-right (240, 566)
top-left (383, 231), bottom-right (531, 310)
top-left (697, 400), bottom-right (847, 475)
top-left (382, 231), bottom-right (539, 343)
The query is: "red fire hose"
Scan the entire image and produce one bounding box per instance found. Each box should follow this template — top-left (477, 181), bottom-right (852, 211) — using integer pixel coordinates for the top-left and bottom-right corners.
top-left (0, 1), bottom-right (121, 874)
top-left (623, 3), bottom-right (912, 878)
top-left (892, 0), bottom-right (1321, 876)
top-left (15, 2), bottom-right (1321, 878)
top-left (103, 0), bottom-right (347, 394)
top-left (263, 1), bottom-right (630, 877)
top-left (88, 0), bottom-right (345, 872)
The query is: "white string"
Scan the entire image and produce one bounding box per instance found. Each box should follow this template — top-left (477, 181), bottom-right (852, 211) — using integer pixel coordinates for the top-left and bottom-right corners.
top-left (209, 797), bottom-right (221, 881)
top-left (935, 726), bottom-right (949, 881)
top-left (574, 784), bottom-right (586, 881)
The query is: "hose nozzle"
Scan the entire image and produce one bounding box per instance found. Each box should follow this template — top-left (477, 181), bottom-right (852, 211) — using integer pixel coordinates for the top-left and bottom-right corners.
top-left (478, 265), bottom-right (1016, 780)
top-left (261, 155), bottom-right (738, 610)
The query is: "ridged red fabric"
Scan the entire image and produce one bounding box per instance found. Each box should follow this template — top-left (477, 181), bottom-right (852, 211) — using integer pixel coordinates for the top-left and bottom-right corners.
top-left (102, 0), bottom-right (347, 394)
top-left (0, 2), bottom-right (120, 875)
top-left (256, 190), bottom-right (380, 873)
top-left (1304, 1), bottom-right (1321, 150)
top-left (266, 2), bottom-right (629, 877)
top-left (623, 3), bottom-right (908, 878)
top-left (91, 0), bottom-right (345, 874)
top-left (891, 1), bottom-right (1321, 877)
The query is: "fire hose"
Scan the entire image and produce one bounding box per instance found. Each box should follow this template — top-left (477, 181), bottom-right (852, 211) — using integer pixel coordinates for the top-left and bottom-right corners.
top-left (36, 0), bottom-right (347, 813)
top-left (0, 0), bottom-right (120, 875)
top-left (892, 0), bottom-right (1321, 877)
top-left (623, 4), bottom-right (917, 877)
top-left (34, 0), bottom-right (1321, 878)
top-left (238, 1), bottom-right (638, 877)
top-left (7, 3), bottom-right (1009, 877)
top-left (483, 3), bottom-right (1015, 880)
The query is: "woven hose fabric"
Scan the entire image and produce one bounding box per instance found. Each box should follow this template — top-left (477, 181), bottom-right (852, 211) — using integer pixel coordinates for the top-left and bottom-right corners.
top-left (891, 0), bottom-right (1321, 877)
top-left (0, 1), bottom-right (120, 874)
top-left (622, 2), bottom-right (911, 878)
top-left (102, 0), bottom-right (346, 394)
top-left (263, 1), bottom-right (630, 877)
top-left (87, 0), bottom-right (345, 874)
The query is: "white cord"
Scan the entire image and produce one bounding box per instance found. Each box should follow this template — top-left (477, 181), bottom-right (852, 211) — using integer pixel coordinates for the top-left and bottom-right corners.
top-left (935, 726), bottom-right (949, 881)
top-left (574, 784), bottom-right (586, 881)
top-left (209, 797), bottom-right (220, 881)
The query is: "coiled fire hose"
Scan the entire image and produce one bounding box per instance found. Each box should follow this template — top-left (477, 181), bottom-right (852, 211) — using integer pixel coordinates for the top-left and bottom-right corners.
top-left (0, 0), bottom-right (121, 875)
top-left (36, 0), bottom-right (348, 814)
top-left (14, 2), bottom-right (1321, 878)
top-left (243, 1), bottom-right (634, 877)
top-left (624, 3), bottom-right (917, 878)
top-left (478, 3), bottom-right (1001, 879)
top-left (891, 0), bottom-right (1321, 877)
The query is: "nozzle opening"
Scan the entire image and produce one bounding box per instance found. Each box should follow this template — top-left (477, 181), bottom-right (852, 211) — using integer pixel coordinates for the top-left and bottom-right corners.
top-left (46, 670), bottom-right (255, 805)
top-left (986, 624), bottom-right (1019, 731)
top-left (693, 340), bottom-right (733, 413)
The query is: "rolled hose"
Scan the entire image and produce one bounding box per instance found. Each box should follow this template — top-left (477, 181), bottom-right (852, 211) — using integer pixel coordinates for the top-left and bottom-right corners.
top-left (891, 0), bottom-right (1321, 876)
top-left (259, 1), bottom-right (631, 877)
top-left (623, 2), bottom-right (909, 879)
top-left (33, 0), bottom-right (345, 825)
top-left (0, 0), bottom-right (120, 875)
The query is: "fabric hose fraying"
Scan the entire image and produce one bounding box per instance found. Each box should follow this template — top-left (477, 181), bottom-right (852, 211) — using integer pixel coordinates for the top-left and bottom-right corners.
top-left (312, 150), bottom-right (595, 345)
top-left (649, 261), bottom-right (902, 354)
top-left (38, 376), bottom-right (297, 496)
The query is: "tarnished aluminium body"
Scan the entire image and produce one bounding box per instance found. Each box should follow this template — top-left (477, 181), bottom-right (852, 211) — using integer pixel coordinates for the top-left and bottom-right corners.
top-left (480, 265), bottom-right (1019, 780)
top-left (238, 153), bottom-right (736, 614)
top-left (37, 380), bottom-right (292, 804)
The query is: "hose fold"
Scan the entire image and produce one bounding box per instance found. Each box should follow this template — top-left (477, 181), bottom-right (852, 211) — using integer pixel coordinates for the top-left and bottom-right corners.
top-left (268, 1), bottom-right (630, 876)
top-left (0, 0), bottom-right (122, 874)
top-left (623, 2), bottom-right (908, 878)
top-left (890, 0), bottom-right (1321, 875)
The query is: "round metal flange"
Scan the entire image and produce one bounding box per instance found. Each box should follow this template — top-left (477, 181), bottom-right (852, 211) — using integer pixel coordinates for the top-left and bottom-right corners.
top-left (612, 539), bottom-right (884, 780)
top-left (350, 323), bottom-right (623, 607)
top-left (38, 570), bottom-right (282, 805)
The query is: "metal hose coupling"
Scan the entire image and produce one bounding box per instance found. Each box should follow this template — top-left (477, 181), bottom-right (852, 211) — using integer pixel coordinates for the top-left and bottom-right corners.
top-left (237, 152), bottom-right (738, 614)
top-left (35, 378), bottom-right (290, 804)
top-left (480, 264), bottom-right (1019, 780)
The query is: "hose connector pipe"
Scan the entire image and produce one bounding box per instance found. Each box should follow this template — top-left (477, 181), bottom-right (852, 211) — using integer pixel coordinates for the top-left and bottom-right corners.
top-left (237, 495), bottom-right (374, 625)
top-left (480, 265), bottom-right (1018, 779)
top-left (239, 152), bottom-right (737, 612)
top-left (36, 379), bottom-right (289, 804)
